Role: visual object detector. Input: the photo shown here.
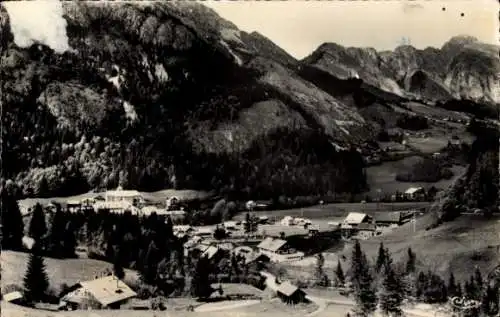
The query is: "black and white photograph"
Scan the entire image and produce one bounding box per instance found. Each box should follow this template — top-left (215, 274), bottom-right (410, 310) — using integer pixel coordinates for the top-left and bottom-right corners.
top-left (0, 1), bottom-right (499, 316)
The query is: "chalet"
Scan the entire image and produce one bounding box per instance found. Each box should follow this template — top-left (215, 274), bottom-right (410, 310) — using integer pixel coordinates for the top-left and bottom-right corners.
top-left (356, 223), bottom-right (377, 240)
top-left (105, 186), bottom-right (143, 205)
top-left (166, 196), bottom-right (180, 210)
top-left (280, 216), bottom-right (294, 226)
top-left (257, 237), bottom-right (304, 263)
top-left (375, 212), bottom-right (404, 226)
top-left (140, 205), bottom-right (162, 216)
top-left (276, 281), bottom-right (307, 305)
top-left (342, 212), bottom-right (372, 228)
top-left (404, 187), bottom-right (424, 200)
top-left (60, 275), bottom-right (137, 310)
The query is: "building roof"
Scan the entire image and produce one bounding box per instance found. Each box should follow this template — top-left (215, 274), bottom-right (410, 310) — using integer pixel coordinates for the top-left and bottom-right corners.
top-left (105, 187), bottom-right (142, 198)
top-left (344, 212), bottom-right (368, 225)
top-left (3, 291), bottom-right (23, 302)
top-left (202, 246), bottom-right (220, 259)
top-left (78, 275), bottom-right (137, 307)
top-left (374, 212), bottom-right (402, 223)
top-left (405, 187), bottom-right (423, 194)
top-left (94, 201), bottom-right (133, 210)
top-left (277, 281), bottom-right (300, 297)
top-left (257, 237), bottom-right (287, 252)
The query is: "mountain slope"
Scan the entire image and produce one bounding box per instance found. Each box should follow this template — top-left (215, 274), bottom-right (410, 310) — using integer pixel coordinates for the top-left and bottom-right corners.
top-left (1, 2), bottom-right (369, 199)
top-left (302, 36), bottom-right (500, 105)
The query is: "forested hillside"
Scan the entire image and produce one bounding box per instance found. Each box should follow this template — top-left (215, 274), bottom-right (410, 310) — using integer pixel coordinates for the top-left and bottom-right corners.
top-left (1, 2), bottom-right (368, 200)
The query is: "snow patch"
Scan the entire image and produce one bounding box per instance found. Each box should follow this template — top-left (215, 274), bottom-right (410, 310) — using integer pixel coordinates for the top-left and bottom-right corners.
top-left (4, 0), bottom-right (72, 53)
top-left (155, 63), bottom-right (169, 83)
top-left (123, 101), bottom-right (138, 122)
top-left (220, 40), bottom-right (243, 66)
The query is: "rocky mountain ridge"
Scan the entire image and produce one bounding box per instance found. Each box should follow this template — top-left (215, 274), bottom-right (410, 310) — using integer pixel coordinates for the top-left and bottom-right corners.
top-left (302, 35), bottom-right (500, 105)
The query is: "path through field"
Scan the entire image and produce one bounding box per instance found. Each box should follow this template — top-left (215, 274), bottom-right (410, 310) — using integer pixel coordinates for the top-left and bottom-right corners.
top-left (194, 299), bottom-right (261, 312)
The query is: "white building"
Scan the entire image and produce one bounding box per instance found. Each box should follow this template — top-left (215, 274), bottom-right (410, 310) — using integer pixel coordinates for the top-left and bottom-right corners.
top-left (280, 216), bottom-right (294, 226)
top-left (93, 200), bottom-right (140, 215)
top-left (404, 187), bottom-right (424, 200)
top-left (105, 186), bottom-right (143, 204)
top-left (342, 212), bottom-right (372, 228)
top-left (256, 237), bottom-right (304, 263)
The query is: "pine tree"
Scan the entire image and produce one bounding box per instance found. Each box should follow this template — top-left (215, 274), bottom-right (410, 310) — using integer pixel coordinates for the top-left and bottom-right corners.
top-left (315, 253), bottom-right (329, 286)
top-left (350, 240), bottom-right (377, 317)
top-left (191, 256), bottom-right (214, 299)
top-left (447, 272), bottom-right (458, 297)
top-left (336, 260), bottom-right (346, 287)
top-left (406, 248), bottom-right (416, 274)
top-left (47, 206), bottom-right (66, 257)
top-left (29, 203), bottom-right (47, 242)
top-left (474, 267), bottom-right (483, 292)
top-left (62, 222), bottom-right (77, 258)
top-left (1, 191), bottom-right (24, 250)
top-left (113, 252), bottom-right (125, 280)
top-left (376, 242), bottom-right (386, 274)
top-left (23, 246), bottom-right (50, 302)
top-left (378, 250), bottom-right (404, 317)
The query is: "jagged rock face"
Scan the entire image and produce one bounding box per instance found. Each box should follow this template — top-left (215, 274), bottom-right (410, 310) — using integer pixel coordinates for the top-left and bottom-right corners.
top-left (302, 35), bottom-right (500, 105)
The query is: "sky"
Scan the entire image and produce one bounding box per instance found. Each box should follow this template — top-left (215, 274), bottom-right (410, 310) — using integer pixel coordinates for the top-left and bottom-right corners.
top-left (2, 0), bottom-right (498, 59)
top-left (205, 0), bottom-right (499, 59)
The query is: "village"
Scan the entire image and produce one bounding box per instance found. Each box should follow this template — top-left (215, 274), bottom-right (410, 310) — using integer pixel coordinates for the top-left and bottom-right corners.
top-left (2, 185), bottom-right (434, 316)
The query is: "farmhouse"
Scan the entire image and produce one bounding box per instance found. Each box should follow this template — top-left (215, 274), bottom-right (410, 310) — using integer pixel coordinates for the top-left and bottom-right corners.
top-left (342, 212), bottom-right (372, 228)
top-left (105, 186), bottom-right (143, 205)
top-left (356, 223), bottom-right (377, 240)
top-left (276, 281), bottom-right (307, 305)
top-left (257, 237), bottom-right (304, 263)
top-left (60, 275), bottom-right (137, 310)
top-left (375, 211), bottom-right (404, 226)
top-left (404, 187), bottom-right (424, 200)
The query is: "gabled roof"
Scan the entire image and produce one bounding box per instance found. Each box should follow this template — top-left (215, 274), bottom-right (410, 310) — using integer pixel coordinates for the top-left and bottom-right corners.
top-left (374, 212), bottom-right (402, 223)
top-left (405, 187), bottom-right (423, 194)
top-left (202, 246), bottom-right (220, 259)
top-left (277, 281), bottom-right (300, 297)
top-left (105, 187), bottom-right (142, 198)
top-left (78, 276), bottom-right (137, 307)
top-left (3, 291), bottom-right (23, 302)
top-left (257, 237), bottom-right (287, 252)
top-left (344, 212), bottom-right (368, 225)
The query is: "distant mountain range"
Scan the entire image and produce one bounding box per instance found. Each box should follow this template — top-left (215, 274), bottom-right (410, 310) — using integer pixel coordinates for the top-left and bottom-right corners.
top-left (0, 2), bottom-right (498, 199)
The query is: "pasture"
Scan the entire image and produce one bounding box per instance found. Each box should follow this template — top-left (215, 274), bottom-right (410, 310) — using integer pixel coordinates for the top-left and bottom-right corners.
top-left (1, 251), bottom-right (140, 295)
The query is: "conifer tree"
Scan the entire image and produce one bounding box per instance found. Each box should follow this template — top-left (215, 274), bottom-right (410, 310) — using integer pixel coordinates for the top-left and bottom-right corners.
top-left (47, 206), bottom-right (66, 257)
top-left (474, 267), bottom-right (483, 291)
top-left (29, 203), bottom-right (47, 242)
top-left (113, 252), bottom-right (125, 280)
top-left (406, 248), bottom-right (416, 274)
top-left (1, 191), bottom-right (24, 250)
top-left (23, 245), bottom-right (50, 302)
top-left (315, 253), bottom-right (329, 286)
top-left (376, 242), bottom-right (386, 273)
top-left (336, 260), bottom-right (346, 287)
top-left (191, 256), bottom-right (214, 299)
top-left (447, 272), bottom-right (458, 297)
top-left (378, 250), bottom-right (403, 317)
top-left (350, 240), bottom-right (377, 317)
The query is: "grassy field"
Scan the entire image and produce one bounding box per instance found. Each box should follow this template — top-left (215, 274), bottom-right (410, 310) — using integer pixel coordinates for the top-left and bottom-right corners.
top-left (234, 202), bottom-right (431, 222)
top-left (1, 251), bottom-right (139, 295)
top-left (224, 299), bottom-right (318, 316)
top-left (365, 161), bottom-right (466, 197)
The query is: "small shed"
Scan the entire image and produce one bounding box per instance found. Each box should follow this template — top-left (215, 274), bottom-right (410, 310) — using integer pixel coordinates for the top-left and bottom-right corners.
top-left (276, 281), bottom-right (307, 305)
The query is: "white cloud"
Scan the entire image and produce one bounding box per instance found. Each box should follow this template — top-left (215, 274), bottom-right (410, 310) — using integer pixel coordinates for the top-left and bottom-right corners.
top-left (4, 0), bottom-right (71, 53)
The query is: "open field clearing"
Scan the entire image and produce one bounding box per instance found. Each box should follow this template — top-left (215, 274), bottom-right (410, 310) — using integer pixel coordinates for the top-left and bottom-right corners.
top-left (354, 214), bottom-right (500, 282)
top-left (224, 299), bottom-right (318, 316)
top-left (365, 161), bottom-right (466, 197)
top-left (1, 251), bottom-right (139, 295)
top-left (234, 202), bottom-right (431, 221)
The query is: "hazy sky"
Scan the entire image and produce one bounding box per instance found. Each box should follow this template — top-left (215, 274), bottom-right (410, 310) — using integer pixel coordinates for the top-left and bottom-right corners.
top-left (205, 0), bottom-right (499, 59)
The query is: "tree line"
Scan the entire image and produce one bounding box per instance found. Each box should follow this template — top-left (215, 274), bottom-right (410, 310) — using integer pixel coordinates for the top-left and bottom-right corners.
top-left (312, 241), bottom-right (499, 317)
